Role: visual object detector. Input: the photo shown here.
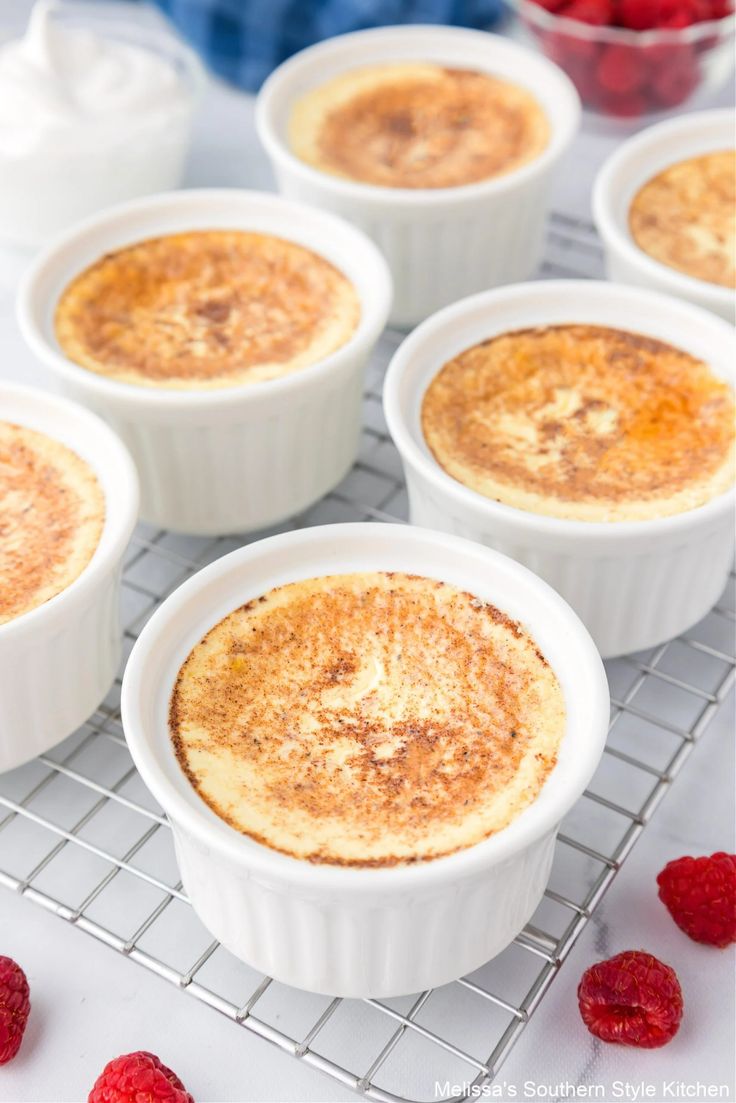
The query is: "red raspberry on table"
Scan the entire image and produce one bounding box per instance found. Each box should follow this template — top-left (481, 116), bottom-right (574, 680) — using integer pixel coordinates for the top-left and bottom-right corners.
top-left (88, 1051), bottom-right (194, 1103)
top-left (657, 852), bottom-right (736, 947)
top-left (0, 957), bottom-right (30, 1067)
top-left (0, 956), bottom-right (30, 1065)
top-left (577, 950), bottom-right (683, 1047)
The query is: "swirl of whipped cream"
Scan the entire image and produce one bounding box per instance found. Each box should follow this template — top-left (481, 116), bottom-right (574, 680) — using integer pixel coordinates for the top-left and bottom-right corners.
top-left (0, 1), bottom-right (190, 157)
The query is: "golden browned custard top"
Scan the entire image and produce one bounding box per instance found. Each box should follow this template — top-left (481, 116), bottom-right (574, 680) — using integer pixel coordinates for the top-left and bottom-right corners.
top-left (288, 63), bottom-right (550, 189)
top-left (629, 150), bottom-right (736, 289)
top-left (0, 422), bottom-right (105, 625)
top-left (421, 325), bottom-right (736, 522)
top-left (170, 572), bottom-right (565, 866)
top-left (54, 230), bottom-right (361, 390)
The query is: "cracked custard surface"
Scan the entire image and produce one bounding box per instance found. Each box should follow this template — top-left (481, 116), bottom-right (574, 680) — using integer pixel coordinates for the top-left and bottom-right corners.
top-left (0, 422), bottom-right (104, 625)
top-left (288, 63), bottom-right (550, 189)
top-left (54, 231), bottom-right (361, 389)
top-left (170, 572), bottom-right (565, 866)
top-left (421, 325), bottom-right (735, 522)
top-left (629, 150), bottom-right (736, 289)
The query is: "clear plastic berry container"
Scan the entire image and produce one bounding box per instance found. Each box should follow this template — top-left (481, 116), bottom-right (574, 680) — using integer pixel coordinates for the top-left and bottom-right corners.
top-left (509, 0), bottom-right (735, 120)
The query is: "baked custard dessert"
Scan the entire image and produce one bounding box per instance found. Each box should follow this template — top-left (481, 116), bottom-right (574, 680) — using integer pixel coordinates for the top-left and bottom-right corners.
top-left (422, 325), bottom-right (735, 522)
top-left (170, 572), bottom-right (565, 866)
top-left (288, 63), bottom-right (550, 189)
top-left (54, 230), bottom-right (361, 389)
top-left (0, 421), bottom-right (105, 625)
top-left (629, 151), bottom-right (736, 289)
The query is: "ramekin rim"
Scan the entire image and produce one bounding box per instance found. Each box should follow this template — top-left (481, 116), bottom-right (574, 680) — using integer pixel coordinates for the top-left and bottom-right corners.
top-left (16, 188), bottom-right (393, 411)
top-left (255, 24), bottom-right (581, 209)
top-left (121, 522), bottom-right (610, 892)
top-left (592, 109), bottom-right (736, 308)
top-left (0, 382), bottom-right (139, 640)
top-left (382, 278), bottom-right (736, 542)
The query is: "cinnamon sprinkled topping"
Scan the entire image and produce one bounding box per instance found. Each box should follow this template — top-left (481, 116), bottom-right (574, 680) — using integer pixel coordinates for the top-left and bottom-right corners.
top-left (629, 150), bottom-right (736, 289)
top-left (169, 572), bottom-right (565, 866)
top-left (0, 422), bottom-right (104, 625)
top-left (54, 231), bottom-right (360, 390)
top-left (289, 64), bottom-right (549, 189)
top-left (422, 325), bottom-right (735, 522)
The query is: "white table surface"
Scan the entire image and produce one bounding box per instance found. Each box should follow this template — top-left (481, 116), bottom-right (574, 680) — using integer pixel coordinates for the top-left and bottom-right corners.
top-left (1, 4), bottom-right (735, 1101)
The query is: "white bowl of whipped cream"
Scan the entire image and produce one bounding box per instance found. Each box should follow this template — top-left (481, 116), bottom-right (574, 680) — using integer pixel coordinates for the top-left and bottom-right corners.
top-left (0, 1), bottom-right (204, 248)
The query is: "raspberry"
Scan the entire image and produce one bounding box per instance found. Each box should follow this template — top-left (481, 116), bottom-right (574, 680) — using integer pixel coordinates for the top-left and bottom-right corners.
top-left (690, 0), bottom-right (720, 18)
top-left (544, 26), bottom-right (601, 63)
top-left (618, 0), bottom-right (663, 28)
top-left (643, 40), bottom-right (681, 67)
top-left (707, 1), bottom-right (734, 17)
top-left (650, 48), bottom-right (699, 104)
top-left (562, 0), bottom-right (614, 24)
top-left (536, 0), bottom-right (730, 26)
top-left (88, 1051), bottom-right (194, 1103)
top-left (598, 90), bottom-right (649, 115)
top-left (0, 957), bottom-right (30, 1065)
top-left (617, 0), bottom-right (718, 27)
top-left (657, 852), bottom-right (736, 947)
top-left (597, 43), bottom-right (646, 92)
top-left (661, 9), bottom-right (697, 24)
top-left (564, 54), bottom-right (606, 98)
top-left (655, 0), bottom-right (712, 25)
top-left (578, 950), bottom-right (683, 1048)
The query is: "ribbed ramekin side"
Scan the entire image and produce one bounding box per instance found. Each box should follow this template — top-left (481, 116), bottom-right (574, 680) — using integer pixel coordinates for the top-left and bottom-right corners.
top-left (0, 570), bottom-right (120, 773)
top-left (405, 473), bottom-right (735, 658)
top-left (272, 168), bottom-right (551, 329)
top-left (172, 822), bottom-right (557, 998)
top-left (52, 361), bottom-right (365, 536)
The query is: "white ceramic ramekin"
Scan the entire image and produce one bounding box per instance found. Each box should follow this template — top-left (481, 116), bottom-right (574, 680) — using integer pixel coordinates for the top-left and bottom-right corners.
top-left (0, 383), bottom-right (138, 774)
top-left (17, 189), bottom-right (392, 535)
top-left (593, 109), bottom-right (735, 323)
top-left (256, 25), bottom-right (580, 329)
top-left (121, 522), bottom-right (608, 998)
top-left (383, 280), bottom-right (736, 659)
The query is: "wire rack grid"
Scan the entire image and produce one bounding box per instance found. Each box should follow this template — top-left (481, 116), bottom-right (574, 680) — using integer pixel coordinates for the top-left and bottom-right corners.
top-left (1, 211), bottom-right (734, 1103)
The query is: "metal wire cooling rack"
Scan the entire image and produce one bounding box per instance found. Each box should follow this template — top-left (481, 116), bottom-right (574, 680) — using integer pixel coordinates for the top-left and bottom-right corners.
top-left (1, 211), bottom-right (734, 1103)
